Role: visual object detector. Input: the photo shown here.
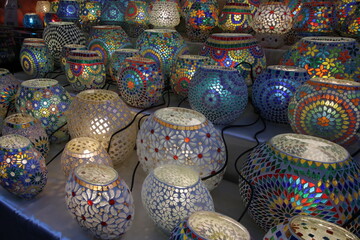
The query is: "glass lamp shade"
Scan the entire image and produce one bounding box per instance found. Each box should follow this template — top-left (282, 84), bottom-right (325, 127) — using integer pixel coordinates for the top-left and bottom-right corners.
top-left (136, 107), bottom-right (226, 190)
top-left (100, 1), bottom-right (124, 25)
top-left (149, 1), bottom-right (180, 29)
top-left (66, 89), bottom-right (136, 165)
top-left (65, 163), bottom-right (134, 239)
top-left (0, 134), bottom-right (47, 199)
top-left (50, 0), bottom-right (60, 13)
top-left (141, 164), bottom-right (215, 233)
top-left (36, 1), bottom-right (51, 14)
top-left (56, 0), bottom-right (80, 21)
top-left (200, 33), bottom-right (266, 85)
top-left (170, 55), bottom-right (210, 97)
top-left (2, 113), bottom-right (49, 158)
top-left (335, 0), bottom-right (360, 38)
top-left (264, 215), bottom-right (360, 240)
top-left (239, 133), bottom-right (360, 235)
top-left (136, 29), bottom-right (189, 78)
top-left (65, 50), bottom-right (106, 91)
top-left (43, 22), bottom-right (86, 65)
top-left (61, 137), bottom-right (112, 177)
top-left (187, 2), bottom-right (218, 31)
top-left (20, 43), bottom-right (54, 78)
top-left (15, 79), bottom-right (72, 139)
top-left (218, 2), bottom-right (253, 33)
top-left (252, 65), bottom-right (310, 124)
top-left (60, 44), bottom-right (86, 72)
top-left (79, 1), bottom-right (101, 24)
top-left (109, 48), bottom-right (139, 83)
top-left (188, 65), bottom-right (248, 125)
top-left (23, 13), bottom-right (43, 28)
top-left (170, 211), bottom-right (251, 240)
top-left (280, 37), bottom-right (360, 82)
top-left (0, 69), bottom-right (20, 122)
top-left (288, 78), bottom-right (360, 146)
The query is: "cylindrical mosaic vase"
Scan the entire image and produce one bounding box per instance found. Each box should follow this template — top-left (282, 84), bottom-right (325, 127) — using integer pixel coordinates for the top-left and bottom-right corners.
top-left (188, 65), bottom-right (248, 125)
top-left (65, 163), bottom-right (134, 239)
top-left (136, 29), bottom-right (189, 78)
top-left (109, 48), bottom-right (139, 83)
top-left (218, 2), bottom-right (253, 33)
top-left (2, 113), bottom-right (49, 158)
top-left (170, 55), bottom-right (210, 97)
top-left (23, 13), bottom-right (43, 28)
top-left (20, 43), bottom-right (54, 78)
top-left (56, 0), bottom-right (80, 21)
top-left (252, 65), bottom-right (310, 124)
top-left (65, 50), bottom-right (106, 91)
top-left (200, 33), bottom-right (266, 86)
top-left (0, 134), bottom-right (47, 199)
top-left (0, 69), bottom-right (20, 123)
top-left (280, 37), bottom-right (360, 82)
top-left (239, 133), bottom-right (360, 236)
top-left (334, 0), bottom-right (360, 38)
top-left (100, 0), bottom-right (124, 25)
top-left (66, 89), bottom-right (136, 165)
top-left (43, 22), bottom-right (86, 65)
top-left (288, 78), bottom-right (360, 146)
top-left (60, 44), bottom-right (86, 72)
top-left (117, 57), bottom-right (163, 108)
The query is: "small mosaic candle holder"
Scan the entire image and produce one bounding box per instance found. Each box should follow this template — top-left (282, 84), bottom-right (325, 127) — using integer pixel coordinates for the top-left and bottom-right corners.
top-left (109, 48), bottom-right (139, 83)
top-left (252, 65), bottom-right (310, 124)
top-left (2, 113), bottom-right (49, 158)
top-left (57, 0), bottom-right (80, 21)
top-left (65, 50), bottom-right (106, 91)
top-left (188, 65), bottom-right (248, 125)
top-left (60, 44), bottom-right (86, 72)
top-left (218, 2), bottom-right (253, 33)
top-left (65, 163), bottom-right (134, 239)
top-left (66, 89), bottom-right (136, 165)
top-left (149, 1), bottom-right (180, 29)
top-left (0, 134), bottom-right (47, 199)
top-left (20, 43), bottom-right (54, 78)
top-left (61, 137), bottom-right (112, 177)
top-left (23, 13), bottom-right (43, 28)
top-left (239, 133), bottom-right (360, 235)
top-left (124, 1), bottom-right (149, 38)
top-left (100, 0), bottom-right (124, 25)
top-left (0, 69), bottom-right (20, 122)
top-left (141, 164), bottom-right (215, 233)
top-left (137, 107), bottom-right (226, 190)
top-left (170, 211), bottom-right (251, 240)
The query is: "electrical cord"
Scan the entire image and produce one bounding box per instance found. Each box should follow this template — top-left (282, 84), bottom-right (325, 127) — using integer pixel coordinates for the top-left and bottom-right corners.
top-left (351, 148), bottom-right (360, 158)
top-left (177, 97), bottom-right (188, 107)
top-left (130, 161), bottom-right (140, 192)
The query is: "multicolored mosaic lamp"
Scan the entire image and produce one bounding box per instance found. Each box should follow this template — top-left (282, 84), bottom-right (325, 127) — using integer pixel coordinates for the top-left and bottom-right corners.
top-left (136, 107), bottom-right (226, 190)
top-left (218, 1), bottom-right (253, 33)
top-left (280, 37), bottom-right (360, 82)
top-left (335, 0), bottom-right (360, 38)
top-left (252, 65), bottom-right (310, 124)
top-left (124, 0), bottom-right (149, 35)
top-left (141, 164), bottom-right (215, 233)
top-left (20, 43), bottom-right (54, 78)
top-left (23, 13), bottom-right (43, 28)
top-left (78, 1), bottom-right (101, 26)
top-left (239, 133), bottom-right (360, 235)
top-left (60, 44), bottom-right (86, 72)
top-left (100, 0), bottom-right (124, 25)
top-left (149, 1), bottom-right (180, 29)
top-left (50, 0), bottom-right (60, 13)
top-left (56, 0), bottom-right (80, 21)
top-left (0, 69), bottom-right (20, 123)
top-left (65, 163), bottom-right (134, 239)
top-left (109, 48), bottom-right (139, 83)
top-left (0, 134), bottom-right (47, 199)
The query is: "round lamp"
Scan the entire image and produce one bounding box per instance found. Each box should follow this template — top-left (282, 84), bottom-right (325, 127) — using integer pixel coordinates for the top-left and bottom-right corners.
top-left (124, 1), bottom-right (149, 38)
top-left (60, 44), bottom-right (86, 72)
top-left (79, 1), bottom-right (101, 25)
top-left (100, 1), bottom-right (124, 25)
top-left (218, 2), bottom-right (253, 33)
top-left (109, 48), bottom-right (139, 83)
top-left (23, 13), bottom-right (43, 28)
top-left (56, 0), bottom-right (80, 21)
top-left (20, 43), bottom-right (54, 78)
top-left (0, 69), bottom-right (20, 123)
top-left (335, 0), bottom-right (360, 38)
top-left (36, 1), bottom-right (51, 14)
top-left (149, 1), bottom-right (180, 29)
top-left (50, 0), bottom-right (60, 13)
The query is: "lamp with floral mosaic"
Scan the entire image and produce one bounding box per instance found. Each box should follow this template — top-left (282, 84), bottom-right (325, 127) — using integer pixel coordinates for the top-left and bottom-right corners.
top-left (78, 1), bottom-right (101, 28)
top-left (20, 43), bottom-right (54, 78)
top-left (335, 0), bottom-right (360, 38)
top-left (218, 1), bottom-right (253, 33)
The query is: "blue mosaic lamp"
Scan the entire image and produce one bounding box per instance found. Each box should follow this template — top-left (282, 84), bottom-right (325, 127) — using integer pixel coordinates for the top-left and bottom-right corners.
top-left (57, 0), bottom-right (80, 21)
top-left (109, 48), bottom-right (139, 83)
top-left (252, 65), bottom-right (310, 124)
top-left (23, 13), bottom-right (43, 28)
top-left (20, 43), bottom-right (54, 78)
top-left (100, 0), bottom-right (124, 25)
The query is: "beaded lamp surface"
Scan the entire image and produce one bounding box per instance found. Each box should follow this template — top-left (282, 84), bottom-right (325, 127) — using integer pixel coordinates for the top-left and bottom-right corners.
top-left (252, 65), bottom-right (310, 124)
top-left (288, 78), bottom-right (360, 146)
top-left (20, 43), bottom-right (54, 78)
top-left (100, 1), bottom-right (124, 25)
top-left (141, 164), bottom-right (215, 233)
top-left (149, 1), bottom-right (180, 29)
top-left (218, 2), bottom-right (253, 33)
top-left (2, 113), bottom-right (49, 158)
top-left (280, 37), bottom-right (360, 82)
top-left (66, 89), bottom-right (136, 165)
top-left (61, 137), bottom-right (112, 177)
top-left (117, 57), bottom-right (163, 108)
top-left (0, 134), bottom-right (47, 199)
top-left (56, 0), bottom-right (80, 21)
top-left (65, 163), bottom-right (134, 239)
top-left (0, 69), bottom-right (20, 122)
top-left (65, 50), bottom-right (106, 91)
top-left (109, 48), bottom-right (139, 83)
top-left (60, 44), bottom-right (86, 72)
top-left (239, 133), bottom-right (360, 235)
top-left (23, 13), bottom-right (43, 28)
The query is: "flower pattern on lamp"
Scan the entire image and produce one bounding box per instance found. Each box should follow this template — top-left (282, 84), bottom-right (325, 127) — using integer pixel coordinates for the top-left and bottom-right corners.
top-left (57, 0), bottom-right (80, 21)
top-left (23, 13), bottom-right (43, 28)
top-left (218, 2), bottom-right (253, 33)
top-left (117, 57), bottom-right (163, 108)
top-left (66, 89), bottom-right (136, 165)
top-left (100, 1), bottom-right (124, 25)
top-left (79, 1), bottom-right (101, 25)
top-left (2, 113), bottom-right (49, 158)
top-left (61, 137), bottom-right (112, 177)
top-left (280, 37), bottom-right (360, 82)
top-left (149, 1), bottom-right (180, 29)
top-left (124, 1), bottom-right (149, 38)
top-left (170, 55), bottom-right (210, 97)
top-left (188, 65), bottom-right (248, 125)
top-left (335, 0), bottom-right (360, 38)
top-left (170, 211), bottom-right (251, 240)
top-left (252, 65), bottom-right (310, 124)
top-left (0, 69), bottom-right (20, 122)
top-left (187, 2), bottom-right (218, 31)
top-left (109, 48), bottom-right (139, 83)
top-left (65, 50), bottom-right (106, 91)
top-left (141, 164), bottom-right (215, 233)
top-left (20, 43), bottom-right (54, 78)
top-left (288, 78), bottom-right (360, 146)
top-left (0, 134), bottom-right (47, 199)
top-left (60, 44), bottom-right (86, 72)
top-left (65, 163), bottom-right (134, 239)
top-left (239, 133), bottom-right (360, 235)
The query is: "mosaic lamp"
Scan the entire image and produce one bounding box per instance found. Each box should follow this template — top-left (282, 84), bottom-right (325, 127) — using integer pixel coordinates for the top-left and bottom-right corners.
top-left (149, 1), bottom-right (180, 29)
top-left (23, 13), bottom-right (43, 28)
top-left (100, 1), bottom-right (124, 25)
top-left (36, 1), bottom-right (51, 15)
top-left (60, 43), bottom-right (86, 72)
top-left (264, 215), bottom-right (360, 240)
top-left (124, 1), bottom-right (149, 38)
top-left (50, 0), bottom-right (60, 13)
top-left (239, 133), bottom-right (360, 236)
top-left (66, 89), bottom-right (136, 165)
top-left (188, 65), bottom-right (248, 125)
top-left (288, 77), bottom-right (360, 146)
top-left (218, 1), bottom-right (253, 33)
top-left (20, 43), bottom-right (54, 78)
top-left (65, 163), bottom-right (134, 239)
top-left (0, 69), bottom-right (21, 123)
top-left (335, 0), bottom-right (360, 38)
top-left (56, 0), bottom-right (80, 21)
top-left (137, 107), bottom-right (226, 190)
top-left (109, 48), bottom-right (139, 83)
top-left (141, 164), bottom-right (215, 233)
top-left (0, 134), bottom-right (47, 200)
top-left (170, 211), bottom-right (251, 240)
top-left (252, 65), bottom-right (310, 124)
top-left (78, 1), bottom-right (101, 27)
top-left (280, 36), bottom-right (360, 82)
